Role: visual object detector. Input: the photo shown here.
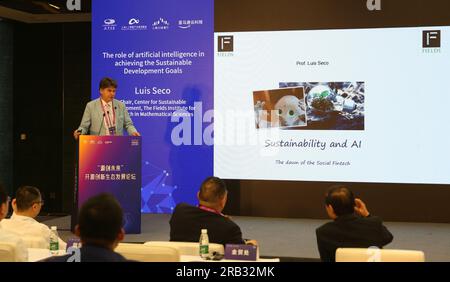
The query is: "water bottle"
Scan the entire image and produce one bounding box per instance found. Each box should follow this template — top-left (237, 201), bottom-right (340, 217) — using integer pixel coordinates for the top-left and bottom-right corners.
top-left (49, 226), bottom-right (59, 255)
top-left (199, 229), bottom-right (209, 258)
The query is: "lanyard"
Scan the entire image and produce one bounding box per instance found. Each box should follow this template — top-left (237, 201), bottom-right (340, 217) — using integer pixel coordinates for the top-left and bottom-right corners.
top-left (100, 100), bottom-right (116, 128)
top-left (198, 205), bottom-right (224, 217)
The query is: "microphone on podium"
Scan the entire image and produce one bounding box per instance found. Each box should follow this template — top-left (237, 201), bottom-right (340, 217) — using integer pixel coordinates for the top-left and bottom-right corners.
top-left (99, 113), bottom-right (106, 135)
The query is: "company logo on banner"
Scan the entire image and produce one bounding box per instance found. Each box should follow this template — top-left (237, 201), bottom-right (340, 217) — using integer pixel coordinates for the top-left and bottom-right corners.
top-left (178, 19), bottom-right (204, 29)
top-left (103, 18), bottom-right (117, 31)
top-left (152, 18), bottom-right (170, 30)
top-left (121, 17), bottom-right (148, 31)
top-left (92, 0), bottom-right (214, 214)
top-left (104, 19), bottom-right (116, 25)
top-left (129, 18), bottom-right (140, 25)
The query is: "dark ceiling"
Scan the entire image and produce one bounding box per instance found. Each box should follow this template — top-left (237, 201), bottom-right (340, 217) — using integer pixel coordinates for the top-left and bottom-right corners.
top-left (0, 0), bottom-right (91, 14)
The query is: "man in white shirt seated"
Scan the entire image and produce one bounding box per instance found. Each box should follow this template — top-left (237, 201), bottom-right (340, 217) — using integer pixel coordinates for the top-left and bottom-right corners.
top-left (1, 186), bottom-right (66, 250)
top-left (0, 183), bottom-right (28, 262)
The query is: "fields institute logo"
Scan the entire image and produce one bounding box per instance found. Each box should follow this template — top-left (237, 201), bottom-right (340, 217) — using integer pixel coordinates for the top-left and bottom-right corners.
top-left (423, 30), bottom-right (441, 48)
top-left (152, 18), bottom-right (170, 30)
top-left (422, 30), bottom-right (441, 53)
top-left (218, 36), bottom-right (234, 52)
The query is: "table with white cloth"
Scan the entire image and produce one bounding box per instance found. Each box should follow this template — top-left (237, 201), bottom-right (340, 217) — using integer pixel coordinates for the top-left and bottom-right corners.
top-left (180, 255), bottom-right (280, 262)
top-left (28, 248), bottom-right (66, 262)
top-left (28, 248), bottom-right (280, 262)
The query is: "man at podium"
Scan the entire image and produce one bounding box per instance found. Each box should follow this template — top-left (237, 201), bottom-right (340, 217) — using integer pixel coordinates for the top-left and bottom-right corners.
top-left (74, 77), bottom-right (140, 139)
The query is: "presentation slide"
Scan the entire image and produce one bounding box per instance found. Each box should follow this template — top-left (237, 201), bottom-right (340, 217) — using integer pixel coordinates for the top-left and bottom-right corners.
top-left (214, 26), bottom-right (450, 185)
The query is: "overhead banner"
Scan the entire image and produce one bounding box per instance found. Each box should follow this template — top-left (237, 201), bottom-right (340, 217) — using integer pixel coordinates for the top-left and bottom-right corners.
top-left (92, 0), bottom-right (214, 213)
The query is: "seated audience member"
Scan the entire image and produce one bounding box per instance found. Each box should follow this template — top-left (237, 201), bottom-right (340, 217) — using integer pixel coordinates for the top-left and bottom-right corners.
top-left (42, 193), bottom-right (129, 262)
top-left (316, 185), bottom-right (394, 262)
top-left (0, 183), bottom-right (28, 262)
top-left (170, 176), bottom-right (257, 246)
top-left (1, 186), bottom-right (66, 250)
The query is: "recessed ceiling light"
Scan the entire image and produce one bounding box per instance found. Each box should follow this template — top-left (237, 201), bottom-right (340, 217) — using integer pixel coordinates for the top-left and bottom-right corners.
top-left (48, 3), bottom-right (61, 10)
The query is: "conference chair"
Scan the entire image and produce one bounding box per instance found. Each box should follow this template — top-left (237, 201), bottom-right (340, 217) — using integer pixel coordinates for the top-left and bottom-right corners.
top-left (335, 248), bottom-right (425, 262)
top-left (115, 243), bottom-right (180, 262)
top-left (144, 241), bottom-right (224, 256)
top-left (0, 242), bottom-right (18, 262)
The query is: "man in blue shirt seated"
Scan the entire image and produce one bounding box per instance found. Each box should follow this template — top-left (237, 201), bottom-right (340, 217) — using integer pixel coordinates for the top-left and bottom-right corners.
top-left (316, 185), bottom-right (394, 262)
top-left (42, 193), bottom-right (129, 262)
top-left (170, 176), bottom-right (257, 246)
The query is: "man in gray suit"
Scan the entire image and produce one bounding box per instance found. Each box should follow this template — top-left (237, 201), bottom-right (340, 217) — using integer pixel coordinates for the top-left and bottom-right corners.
top-left (74, 77), bottom-right (140, 139)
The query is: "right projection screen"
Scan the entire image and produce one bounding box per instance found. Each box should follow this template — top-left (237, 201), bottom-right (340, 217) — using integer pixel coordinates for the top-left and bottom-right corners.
top-left (214, 25), bottom-right (450, 185)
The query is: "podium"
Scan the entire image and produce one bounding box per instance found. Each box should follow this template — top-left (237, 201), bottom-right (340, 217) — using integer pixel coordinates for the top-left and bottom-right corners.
top-left (72, 135), bottom-right (142, 234)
